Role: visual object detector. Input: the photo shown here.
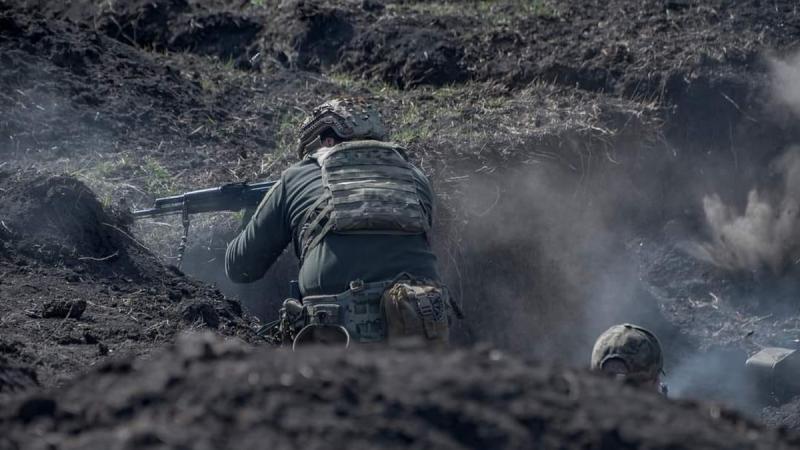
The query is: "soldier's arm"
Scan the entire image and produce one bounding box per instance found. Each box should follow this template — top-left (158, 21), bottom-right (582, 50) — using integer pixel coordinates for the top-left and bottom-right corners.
top-left (225, 180), bottom-right (291, 283)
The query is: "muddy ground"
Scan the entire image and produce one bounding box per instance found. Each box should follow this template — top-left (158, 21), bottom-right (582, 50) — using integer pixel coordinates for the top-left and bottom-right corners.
top-left (3, 0), bottom-right (800, 447)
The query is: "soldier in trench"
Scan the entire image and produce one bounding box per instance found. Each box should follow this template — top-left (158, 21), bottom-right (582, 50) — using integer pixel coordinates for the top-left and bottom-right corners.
top-left (225, 98), bottom-right (453, 346)
top-left (591, 323), bottom-right (668, 395)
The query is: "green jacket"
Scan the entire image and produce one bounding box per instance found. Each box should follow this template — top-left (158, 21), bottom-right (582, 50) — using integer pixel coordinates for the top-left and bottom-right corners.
top-left (225, 156), bottom-right (439, 296)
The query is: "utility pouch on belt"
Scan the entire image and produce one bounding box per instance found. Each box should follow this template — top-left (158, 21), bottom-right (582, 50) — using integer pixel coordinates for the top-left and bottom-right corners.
top-left (298, 279), bottom-right (394, 346)
top-left (382, 281), bottom-right (449, 345)
top-left (282, 272), bottom-right (453, 347)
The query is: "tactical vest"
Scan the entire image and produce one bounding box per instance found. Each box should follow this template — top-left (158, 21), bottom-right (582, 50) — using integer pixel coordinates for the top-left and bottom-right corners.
top-left (299, 140), bottom-right (431, 261)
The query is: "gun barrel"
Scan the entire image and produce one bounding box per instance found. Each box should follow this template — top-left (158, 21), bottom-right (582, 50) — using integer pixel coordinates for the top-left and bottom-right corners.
top-left (132, 207), bottom-right (178, 218)
top-left (132, 180), bottom-right (277, 219)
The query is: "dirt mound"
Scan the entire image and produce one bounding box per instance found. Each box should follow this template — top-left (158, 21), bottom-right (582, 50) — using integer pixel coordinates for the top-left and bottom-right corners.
top-left (19, 0), bottom-right (262, 62)
top-left (0, 172), bottom-right (260, 391)
top-left (0, 340), bottom-right (39, 403)
top-left (0, 332), bottom-right (794, 450)
top-left (265, 1), bottom-right (356, 70)
top-left (764, 397), bottom-right (800, 431)
top-left (0, 171), bottom-right (130, 268)
top-left (0, 5), bottom-right (221, 153)
top-left (89, 0), bottom-right (192, 49)
top-left (80, 0), bottom-right (192, 50)
top-left (262, 0), bottom-right (798, 98)
top-left (169, 11), bottom-right (262, 63)
top-left (24, 0), bottom-right (800, 95)
top-left (0, 362), bottom-right (38, 399)
top-left (13, 0), bottom-right (799, 147)
top-left (639, 237), bottom-right (800, 354)
top-left (264, 1), bottom-right (467, 88)
top-left (1, 2), bottom-right (278, 188)
top-left (341, 18), bottom-right (469, 88)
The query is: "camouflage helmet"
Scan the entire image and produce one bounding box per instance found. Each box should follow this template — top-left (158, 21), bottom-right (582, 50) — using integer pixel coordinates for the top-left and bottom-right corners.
top-left (296, 98), bottom-right (387, 157)
top-left (591, 323), bottom-right (664, 381)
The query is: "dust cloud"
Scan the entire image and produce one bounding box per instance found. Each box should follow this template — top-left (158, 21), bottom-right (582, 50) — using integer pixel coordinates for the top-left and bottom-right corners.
top-left (769, 51), bottom-right (800, 119)
top-left (442, 153), bottom-right (659, 366)
top-left (687, 51), bottom-right (800, 275)
top-left (689, 150), bottom-right (800, 274)
top-left (663, 51), bottom-right (800, 413)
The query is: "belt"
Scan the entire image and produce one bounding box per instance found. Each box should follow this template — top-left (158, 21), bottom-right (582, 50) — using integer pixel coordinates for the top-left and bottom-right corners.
top-left (299, 279), bottom-right (395, 344)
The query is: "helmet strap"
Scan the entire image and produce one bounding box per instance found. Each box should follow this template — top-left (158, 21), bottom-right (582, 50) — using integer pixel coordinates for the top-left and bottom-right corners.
top-left (302, 135), bottom-right (324, 157)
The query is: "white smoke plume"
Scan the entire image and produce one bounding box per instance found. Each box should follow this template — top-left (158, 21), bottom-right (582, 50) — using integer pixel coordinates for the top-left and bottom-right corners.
top-left (688, 51), bottom-right (800, 274)
top-left (690, 150), bottom-right (800, 274)
top-left (769, 51), bottom-right (800, 118)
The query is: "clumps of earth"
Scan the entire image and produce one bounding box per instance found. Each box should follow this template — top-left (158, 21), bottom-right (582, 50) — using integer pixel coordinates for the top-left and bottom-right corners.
top-left (2, 332), bottom-right (798, 450)
top-left (0, 170), bottom-right (795, 449)
top-left (0, 171), bottom-right (131, 268)
top-left (16, 0), bottom-right (263, 64)
top-left (5, 0), bottom-right (800, 447)
top-left (0, 349), bottom-right (38, 402)
top-left (0, 171), bottom-right (259, 394)
top-left (639, 238), bottom-right (800, 354)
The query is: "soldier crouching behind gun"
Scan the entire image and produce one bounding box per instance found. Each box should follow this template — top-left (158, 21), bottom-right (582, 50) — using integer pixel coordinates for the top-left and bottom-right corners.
top-left (225, 98), bottom-right (455, 348)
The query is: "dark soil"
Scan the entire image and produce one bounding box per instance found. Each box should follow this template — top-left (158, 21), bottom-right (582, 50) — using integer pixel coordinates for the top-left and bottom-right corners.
top-left (18, 0), bottom-right (263, 61)
top-left (1, 5), bottom-right (206, 148)
top-left (16, 0), bottom-right (800, 146)
top-left (0, 349), bottom-right (38, 403)
top-left (1, 332), bottom-right (798, 450)
top-left (259, 0), bottom-right (800, 147)
top-left (0, 1), bottom-right (277, 181)
top-left (636, 229), bottom-right (800, 419)
top-left (3, 0), bottom-right (800, 444)
top-left (263, 0), bottom-right (799, 92)
top-left (0, 170), bottom-right (259, 391)
top-left (639, 237), bottom-right (800, 354)
top-left (764, 397), bottom-right (800, 431)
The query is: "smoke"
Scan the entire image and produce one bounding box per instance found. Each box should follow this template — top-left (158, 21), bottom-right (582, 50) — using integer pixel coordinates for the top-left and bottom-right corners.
top-left (440, 150), bottom-right (661, 366)
top-left (665, 348), bottom-right (763, 416)
top-left (686, 50), bottom-right (800, 274)
top-left (688, 150), bottom-right (800, 273)
top-left (769, 51), bottom-right (800, 119)
top-left (661, 52), bottom-right (800, 413)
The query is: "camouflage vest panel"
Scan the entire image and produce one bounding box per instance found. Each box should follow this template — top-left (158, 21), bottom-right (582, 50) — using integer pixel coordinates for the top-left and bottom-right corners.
top-left (300, 140), bottom-right (430, 261)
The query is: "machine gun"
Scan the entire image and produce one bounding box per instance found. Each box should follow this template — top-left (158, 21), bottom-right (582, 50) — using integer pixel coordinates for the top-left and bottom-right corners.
top-left (133, 180), bottom-right (277, 264)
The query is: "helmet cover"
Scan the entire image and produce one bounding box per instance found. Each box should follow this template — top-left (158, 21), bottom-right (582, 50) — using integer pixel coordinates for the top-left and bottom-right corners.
top-left (296, 98), bottom-right (387, 157)
top-left (591, 323), bottom-right (664, 380)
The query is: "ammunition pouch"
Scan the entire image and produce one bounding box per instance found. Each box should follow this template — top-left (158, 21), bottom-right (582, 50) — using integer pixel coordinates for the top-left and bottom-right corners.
top-left (382, 280), bottom-right (449, 345)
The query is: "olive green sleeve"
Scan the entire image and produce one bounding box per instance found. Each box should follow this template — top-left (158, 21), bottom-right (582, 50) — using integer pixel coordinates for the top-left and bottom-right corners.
top-left (225, 180), bottom-right (291, 283)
